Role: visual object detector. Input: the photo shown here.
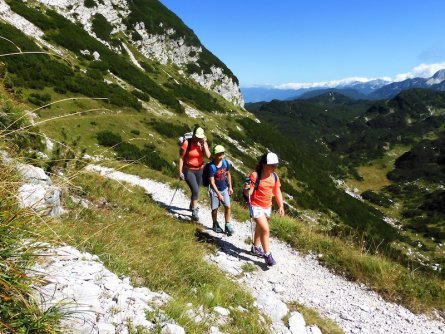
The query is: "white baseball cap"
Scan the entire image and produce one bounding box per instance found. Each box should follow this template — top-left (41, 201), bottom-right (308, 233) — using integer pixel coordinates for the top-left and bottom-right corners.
top-left (266, 152), bottom-right (279, 165)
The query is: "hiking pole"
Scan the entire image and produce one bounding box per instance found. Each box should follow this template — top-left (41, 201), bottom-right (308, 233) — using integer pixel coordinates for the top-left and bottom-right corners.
top-left (248, 194), bottom-right (254, 244)
top-left (244, 177), bottom-right (255, 244)
top-left (169, 180), bottom-right (181, 208)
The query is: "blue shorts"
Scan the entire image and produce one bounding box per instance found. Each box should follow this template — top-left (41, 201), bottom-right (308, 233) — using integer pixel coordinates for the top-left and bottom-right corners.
top-left (209, 188), bottom-right (231, 210)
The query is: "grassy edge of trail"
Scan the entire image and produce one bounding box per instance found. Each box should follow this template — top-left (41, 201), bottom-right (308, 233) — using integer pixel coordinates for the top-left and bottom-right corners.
top-left (38, 172), bottom-right (270, 333)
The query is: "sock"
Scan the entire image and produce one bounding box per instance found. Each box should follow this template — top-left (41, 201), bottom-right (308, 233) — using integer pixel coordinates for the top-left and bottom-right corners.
top-left (264, 252), bottom-right (271, 256)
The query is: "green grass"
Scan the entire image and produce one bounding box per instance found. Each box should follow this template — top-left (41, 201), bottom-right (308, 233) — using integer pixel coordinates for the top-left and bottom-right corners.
top-left (268, 215), bottom-right (445, 314)
top-left (346, 145), bottom-right (410, 193)
top-left (0, 157), bottom-right (61, 332)
top-left (0, 97), bottom-right (61, 332)
top-left (38, 172), bottom-right (269, 333)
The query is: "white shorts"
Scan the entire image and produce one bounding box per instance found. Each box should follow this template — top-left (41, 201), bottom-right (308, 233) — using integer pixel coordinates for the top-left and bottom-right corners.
top-left (251, 206), bottom-right (272, 219)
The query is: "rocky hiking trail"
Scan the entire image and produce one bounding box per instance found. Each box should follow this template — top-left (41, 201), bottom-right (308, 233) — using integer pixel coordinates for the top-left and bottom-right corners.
top-left (87, 165), bottom-right (445, 334)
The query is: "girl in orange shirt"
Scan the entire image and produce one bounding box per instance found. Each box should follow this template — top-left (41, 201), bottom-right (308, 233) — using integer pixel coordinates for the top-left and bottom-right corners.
top-left (244, 152), bottom-right (285, 266)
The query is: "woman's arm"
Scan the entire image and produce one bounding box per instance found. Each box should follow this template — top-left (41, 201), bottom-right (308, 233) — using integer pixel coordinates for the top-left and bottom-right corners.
top-left (178, 148), bottom-right (185, 179)
top-left (202, 139), bottom-right (211, 159)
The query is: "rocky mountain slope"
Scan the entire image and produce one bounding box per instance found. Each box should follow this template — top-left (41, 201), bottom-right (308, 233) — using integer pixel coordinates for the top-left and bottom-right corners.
top-left (0, 0), bottom-right (244, 106)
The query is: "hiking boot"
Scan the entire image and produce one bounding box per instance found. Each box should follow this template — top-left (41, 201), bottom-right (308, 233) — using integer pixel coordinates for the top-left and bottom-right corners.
top-left (225, 222), bottom-right (234, 236)
top-left (212, 221), bottom-right (224, 233)
top-left (191, 207), bottom-right (199, 221)
top-left (251, 245), bottom-right (265, 257)
top-left (264, 253), bottom-right (276, 266)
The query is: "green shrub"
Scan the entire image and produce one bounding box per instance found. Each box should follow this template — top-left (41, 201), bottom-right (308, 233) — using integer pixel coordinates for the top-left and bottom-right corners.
top-left (186, 62), bottom-right (201, 75)
top-left (131, 89), bottom-right (150, 102)
top-left (96, 130), bottom-right (122, 147)
top-left (131, 30), bottom-right (142, 41)
top-left (27, 92), bottom-right (51, 107)
top-left (115, 142), bottom-right (140, 161)
top-left (150, 119), bottom-right (190, 138)
top-left (140, 144), bottom-right (174, 174)
top-left (92, 13), bottom-right (113, 41)
top-left (84, 0), bottom-right (95, 8)
top-left (361, 190), bottom-right (392, 208)
top-left (165, 81), bottom-right (222, 112)
top-left (86, 68), bottom-right (104, 80)
top-left (140, 61), bottom-right (155, 73)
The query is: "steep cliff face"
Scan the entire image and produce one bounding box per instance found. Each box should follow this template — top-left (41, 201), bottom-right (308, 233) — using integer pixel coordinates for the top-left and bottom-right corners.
top-left (21, 0), bottom-right (244, 107)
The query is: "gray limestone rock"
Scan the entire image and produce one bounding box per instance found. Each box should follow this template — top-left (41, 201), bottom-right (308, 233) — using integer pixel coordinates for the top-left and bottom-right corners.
top-left (289, 312), bottom-right (306, 334)
top-left (161, 323), bottom-right (185, 334)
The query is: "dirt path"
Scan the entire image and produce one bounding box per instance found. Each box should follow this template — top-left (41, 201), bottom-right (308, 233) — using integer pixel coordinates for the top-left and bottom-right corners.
top-left (87, 165), bottom-right (445, 334)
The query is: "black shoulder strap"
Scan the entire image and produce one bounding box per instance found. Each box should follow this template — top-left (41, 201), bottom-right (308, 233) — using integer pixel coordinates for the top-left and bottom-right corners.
top-left (254, 171), bottom-right (261, 190)
top-left (254, 171), bottom-right (277, 190)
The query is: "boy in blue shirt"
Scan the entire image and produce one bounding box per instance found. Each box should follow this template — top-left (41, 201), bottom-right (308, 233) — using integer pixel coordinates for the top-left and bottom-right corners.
top-left (208, 145), bottom-right (234, 236)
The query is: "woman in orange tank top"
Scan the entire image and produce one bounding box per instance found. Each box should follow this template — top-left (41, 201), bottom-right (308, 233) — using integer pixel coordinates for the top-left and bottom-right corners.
top-left (244, 152), bottom-right (285, 266)
top-left (178, 127), bottom-right (211, 221)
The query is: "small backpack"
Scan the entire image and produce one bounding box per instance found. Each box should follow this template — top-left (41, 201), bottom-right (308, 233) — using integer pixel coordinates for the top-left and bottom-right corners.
top-left (202, 159), bottom-right (230, 187)
top-left (178, 132), bottom-right (193, 149)
top-left (243, 171), bottom-right (278, 202)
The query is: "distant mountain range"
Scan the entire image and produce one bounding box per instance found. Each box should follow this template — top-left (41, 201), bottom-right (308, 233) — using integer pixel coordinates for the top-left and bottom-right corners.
top-left (242, 70), bottom-right (445, 102)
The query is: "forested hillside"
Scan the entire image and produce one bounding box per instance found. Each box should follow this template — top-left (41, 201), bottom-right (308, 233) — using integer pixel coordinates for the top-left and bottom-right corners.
top-left (246, 89), bottom-right (445, 276)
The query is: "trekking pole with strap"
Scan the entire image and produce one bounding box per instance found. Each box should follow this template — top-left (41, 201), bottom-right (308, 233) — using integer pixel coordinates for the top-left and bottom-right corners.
top-left (244, 177), bottom-right (255, 243)
top-left (248, 193), bottom-right (254, 244)
top-left (169, 180), bottom-right (181, 208)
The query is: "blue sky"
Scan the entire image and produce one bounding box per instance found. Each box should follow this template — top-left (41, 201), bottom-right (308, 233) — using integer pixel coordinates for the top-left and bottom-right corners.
top-left (160, 0), bottom-right (445, 88)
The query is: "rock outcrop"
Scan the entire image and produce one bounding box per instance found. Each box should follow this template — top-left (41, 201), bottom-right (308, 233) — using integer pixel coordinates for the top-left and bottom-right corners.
top-left (17, 163), bottom-right (65, 217)
top-left (33, 245), bottom-right (175, 334)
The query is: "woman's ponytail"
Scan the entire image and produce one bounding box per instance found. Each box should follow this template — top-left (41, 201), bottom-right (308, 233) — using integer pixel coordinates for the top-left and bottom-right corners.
top-left (255, 153), bottom-right (268, 185)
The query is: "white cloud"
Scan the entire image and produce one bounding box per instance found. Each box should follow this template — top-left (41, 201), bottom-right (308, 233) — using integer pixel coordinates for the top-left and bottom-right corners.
top-left (246, 61), bottom-right (445, 90)
top-left (272, 76), bottom-right (393, 90)
top-left (393, 62), bottom-right (445, 82)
